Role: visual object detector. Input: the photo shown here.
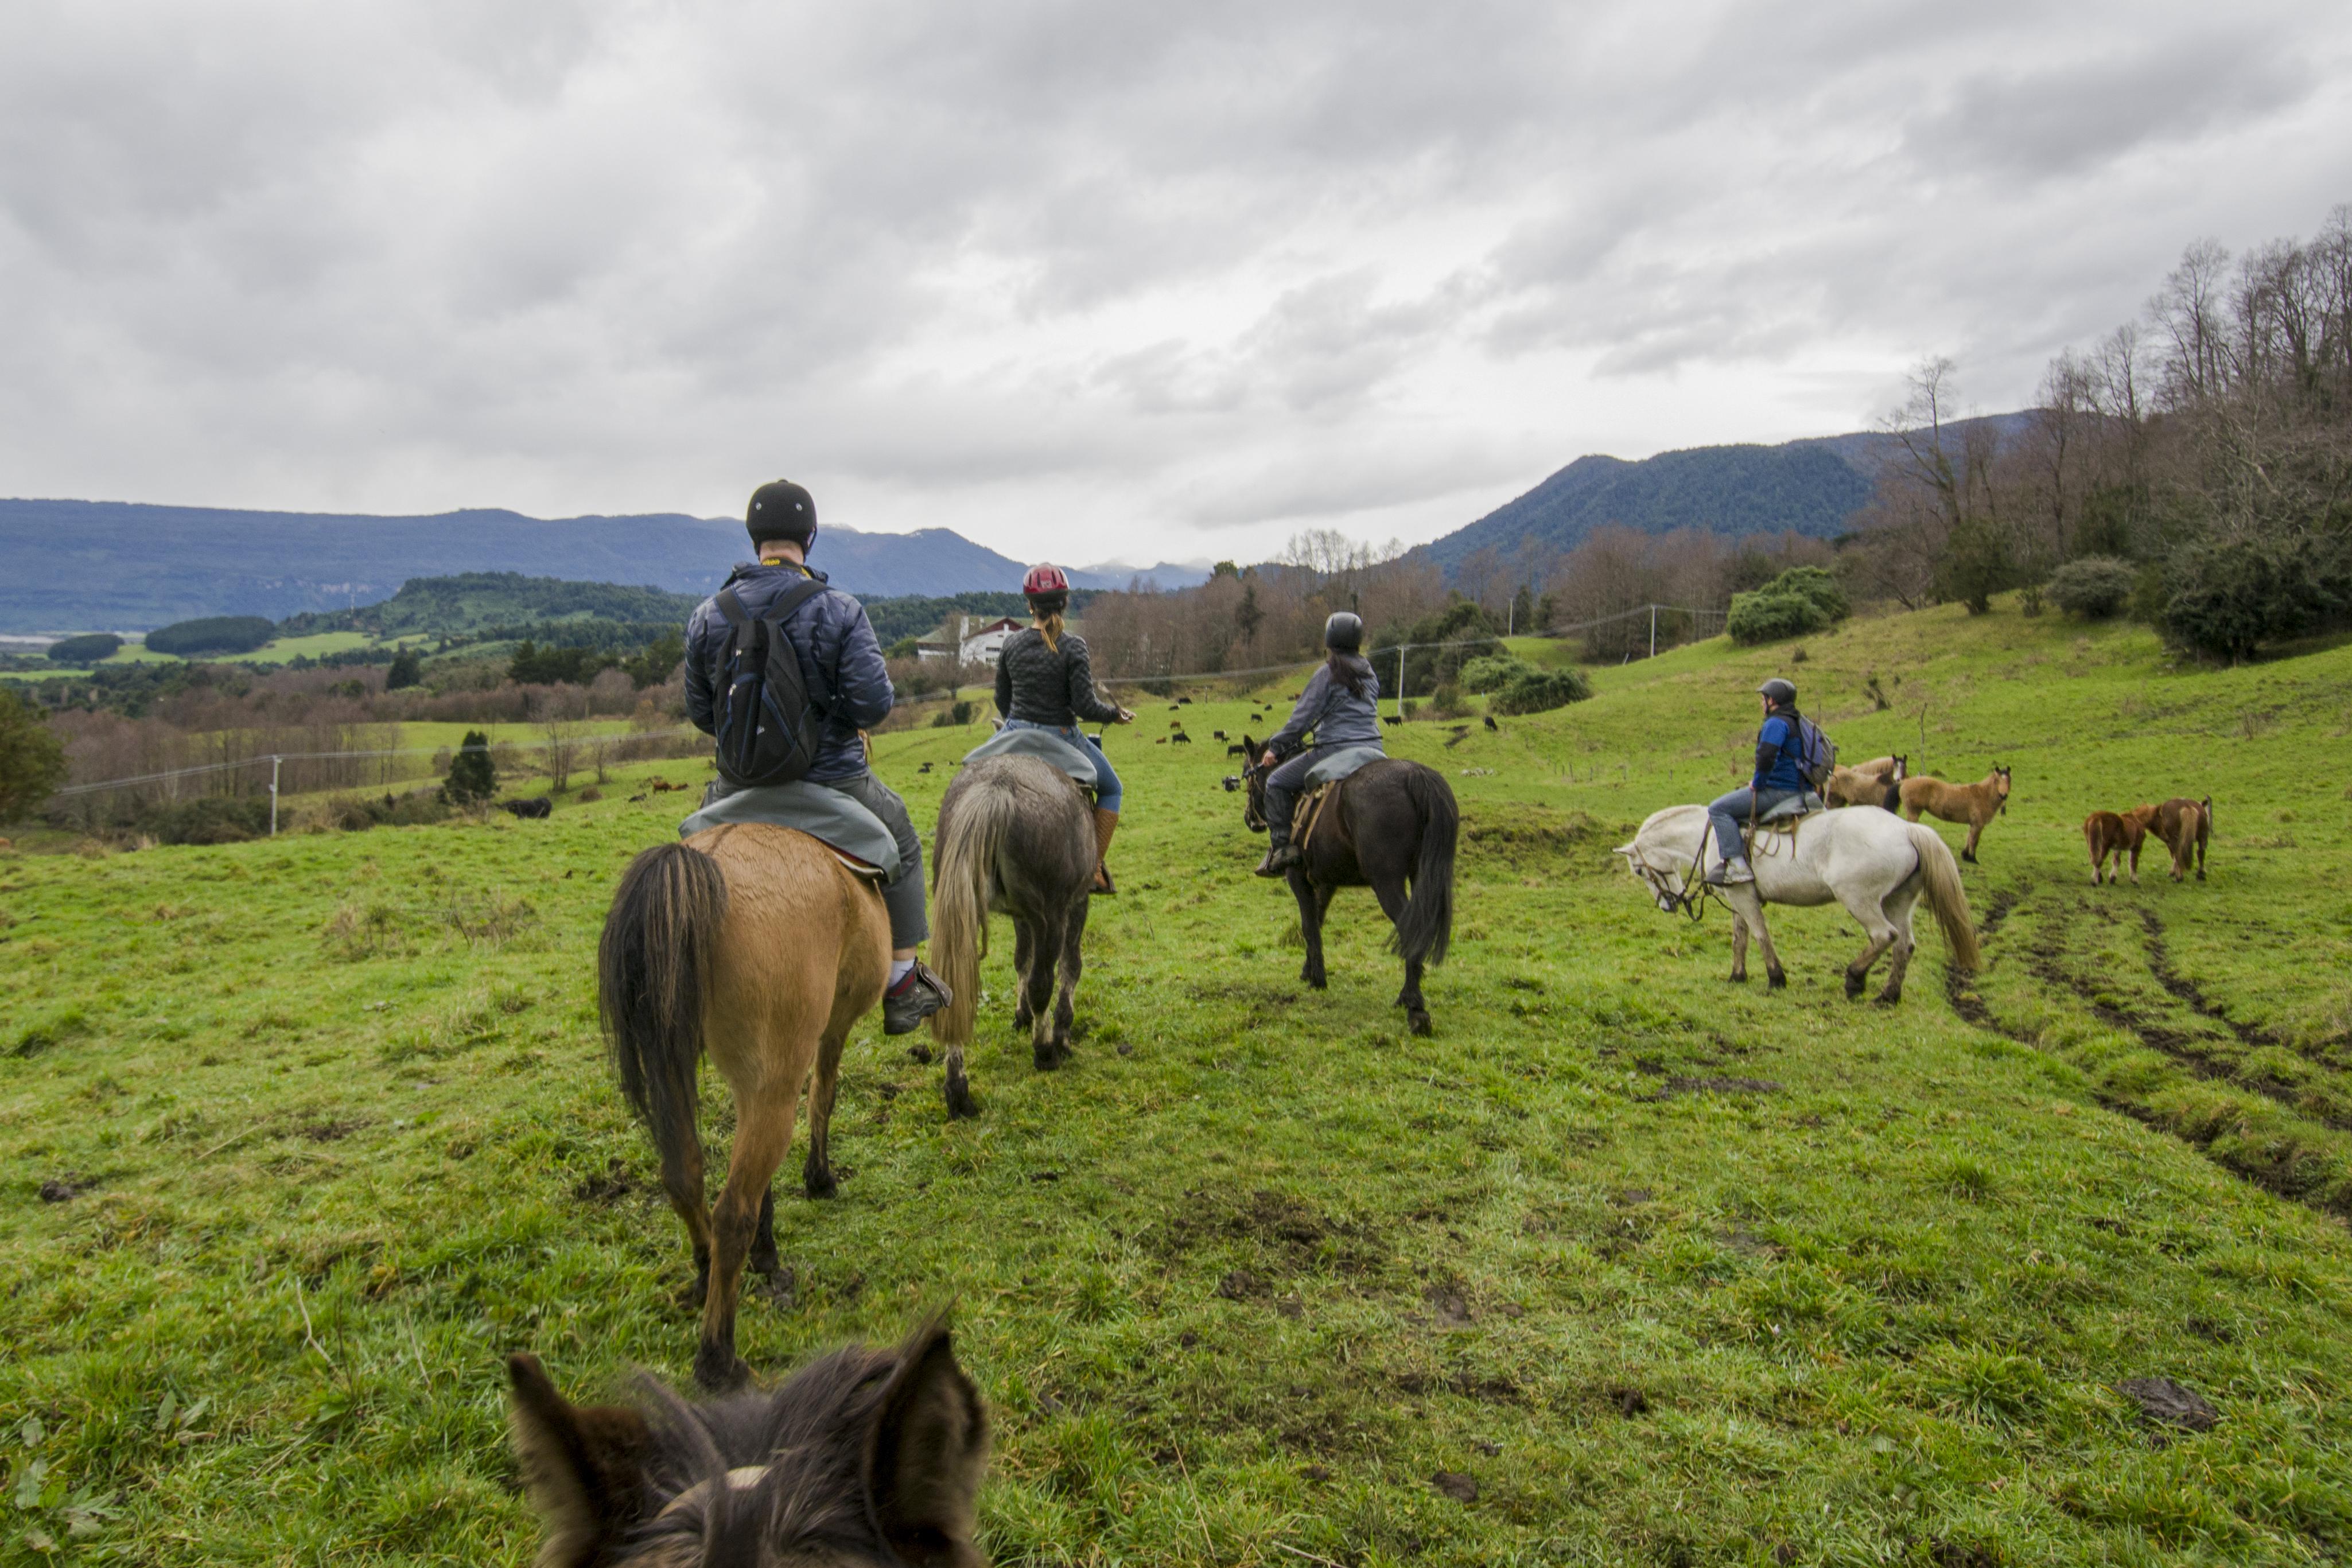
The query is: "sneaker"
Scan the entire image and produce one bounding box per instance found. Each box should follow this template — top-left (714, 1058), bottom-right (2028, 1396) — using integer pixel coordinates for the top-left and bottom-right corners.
top-left (882, 963), bottom-right (951, 1035)
top-left (1706, 857), bottom-right (1755, 886)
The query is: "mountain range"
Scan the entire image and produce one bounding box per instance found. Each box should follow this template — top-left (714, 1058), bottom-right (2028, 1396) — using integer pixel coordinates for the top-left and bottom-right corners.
top-left (1, 413), bottom-right (2033, 634)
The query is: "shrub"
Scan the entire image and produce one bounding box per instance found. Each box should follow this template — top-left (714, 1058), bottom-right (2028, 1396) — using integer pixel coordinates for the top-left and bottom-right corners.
top-left (142, 796), bottom-right (271, 845)
top-left (2160, 535), bottom-right (2350, 662)
top-left (328, 791), bottom-right (452, 832)
top-left (1421, 680), bottom-right (1467, 719)
top-left (2045, 556), bottom-right (2137, 619)
top-left (384, 648), bottom-right (423, 690)
top-left (0, 687), bottom-right (69, 822)
top-left (1369, 598), bottom-right (1504, 697)
top-left (145, 616), bottom-right (276, 656)
top-left (444, 731), bottom-right (497, 805)
top-left (1727, 565), bottom-right (1851, 645)
top-left (1457, 654), bottom-right (1531, 694)
top-left (1491, 667), bottom-right (1592, 715)
top-left (46, 633), bottom-right (122, 664)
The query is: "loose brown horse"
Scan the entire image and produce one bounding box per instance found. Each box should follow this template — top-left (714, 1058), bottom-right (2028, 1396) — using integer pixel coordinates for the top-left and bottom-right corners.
top-left (928, 755), bottom-right (1098, 1118)
top-left (1240, 740), bottom-right (1459, 1035)
top-left (2129, 796), bottom-right (2212, 881)
top-left (1826, 754), bottom-right (1906, 809)
top-left (600, 826), bottom-right (891, 1390)
top-left (1900, 765), bottom-right (2012, 863)
top-left (508, 1314), bottom-right (990, 1567)
top-left (2083, 810), bottom-right (2148, 884)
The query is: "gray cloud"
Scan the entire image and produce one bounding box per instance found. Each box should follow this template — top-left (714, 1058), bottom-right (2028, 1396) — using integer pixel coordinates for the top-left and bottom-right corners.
top-left (1, 0), bottom-right (2346, 563)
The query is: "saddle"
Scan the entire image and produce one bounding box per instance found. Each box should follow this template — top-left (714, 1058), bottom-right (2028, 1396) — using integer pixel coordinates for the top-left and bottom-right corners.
top-left (1742, 792), bottom-right (1827, 845)
top-left (1294, 781), bottom-right (1344, 851)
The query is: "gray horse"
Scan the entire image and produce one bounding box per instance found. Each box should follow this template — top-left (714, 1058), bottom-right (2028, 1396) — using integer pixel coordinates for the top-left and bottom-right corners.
top-left (928, 754), bottom-right (1098, 1118)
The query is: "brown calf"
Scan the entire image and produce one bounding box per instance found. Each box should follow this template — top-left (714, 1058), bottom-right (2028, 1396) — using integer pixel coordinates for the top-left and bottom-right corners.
top-left (2128, 796), bottom-right (2211, 882)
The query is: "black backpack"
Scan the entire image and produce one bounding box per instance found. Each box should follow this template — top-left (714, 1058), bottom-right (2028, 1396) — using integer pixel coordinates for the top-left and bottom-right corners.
top-left (712, 579), bottom-right (831, 788)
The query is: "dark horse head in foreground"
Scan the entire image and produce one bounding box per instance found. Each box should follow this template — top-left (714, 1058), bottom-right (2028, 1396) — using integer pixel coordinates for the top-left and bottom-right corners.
top-left (507, 1317), bottom-right (989, 1567)
top-left (1239, 738), bottom-right (1458, 1034)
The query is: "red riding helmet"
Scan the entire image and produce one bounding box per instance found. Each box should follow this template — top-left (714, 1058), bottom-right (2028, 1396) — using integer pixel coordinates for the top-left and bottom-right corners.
top-left (1023, 563), bottom-right (1070, 596)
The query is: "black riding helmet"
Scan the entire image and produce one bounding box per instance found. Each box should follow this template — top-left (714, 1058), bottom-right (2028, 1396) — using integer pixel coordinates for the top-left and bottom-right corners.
top-left (1324, 612), bottom-right (1364, 652)
top-left (1758, 677), bottom-right (1797, 708)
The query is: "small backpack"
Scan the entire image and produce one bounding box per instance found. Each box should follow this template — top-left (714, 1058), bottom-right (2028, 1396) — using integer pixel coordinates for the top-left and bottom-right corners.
top-left (712, 579), bottom-right (831, 788)
top-left (1794, 717), bottom-right (1837, 793)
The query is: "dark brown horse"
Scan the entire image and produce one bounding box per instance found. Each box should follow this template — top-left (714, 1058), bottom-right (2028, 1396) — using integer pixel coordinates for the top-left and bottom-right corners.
top-left (508, 1315), bottom-right (989, 1567)
top-left (928, 755), bottom-right (1098, 1118)
top-left (600, 827), bottom-right (891, 1390)
top-left (1239, 738), bottom-right (1459, 1035)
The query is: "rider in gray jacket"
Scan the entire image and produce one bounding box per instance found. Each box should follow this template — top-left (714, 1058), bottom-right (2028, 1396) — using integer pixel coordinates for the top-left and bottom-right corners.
top-left (1255, 612), bottom-right (1383, 877)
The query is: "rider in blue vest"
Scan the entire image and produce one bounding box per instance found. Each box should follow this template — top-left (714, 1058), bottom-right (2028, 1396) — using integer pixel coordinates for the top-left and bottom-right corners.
top-left (1705, 676), bottom-right (1810, 885)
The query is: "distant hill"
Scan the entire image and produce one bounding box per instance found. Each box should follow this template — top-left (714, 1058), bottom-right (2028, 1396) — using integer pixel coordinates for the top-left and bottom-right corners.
top-left (289, 572), bottom-right (704, 638)
top-left (1418, 413), bottom-right (2034, 577)
top-left (0, 498), bottom-right (1204, 634)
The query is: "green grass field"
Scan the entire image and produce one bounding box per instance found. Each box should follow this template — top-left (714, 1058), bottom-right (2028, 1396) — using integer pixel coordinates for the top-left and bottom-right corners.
top-left (3, 598), bottom-right (2349, 1564)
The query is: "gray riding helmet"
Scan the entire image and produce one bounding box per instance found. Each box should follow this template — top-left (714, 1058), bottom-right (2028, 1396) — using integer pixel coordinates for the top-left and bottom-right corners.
top-left (1324, 612), bottom-right (1364, 652)
top-left (1758, 677), bottom-right (1797, 707)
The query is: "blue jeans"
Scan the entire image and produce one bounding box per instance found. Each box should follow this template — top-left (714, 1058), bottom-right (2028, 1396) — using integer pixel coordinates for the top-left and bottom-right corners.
top-left (1707, 785), bottom-right (1799, 867)
top-left (1001, 719), bottom-right (1121, 812)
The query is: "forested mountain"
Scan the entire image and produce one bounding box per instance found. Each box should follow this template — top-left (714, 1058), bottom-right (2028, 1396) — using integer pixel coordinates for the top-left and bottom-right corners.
top-left (0, 498), bottom-right (1203, 633)
top-left (1416, 414), bottom-right (2032, 578)
top-left (285, 573), bottom-right (703, 636)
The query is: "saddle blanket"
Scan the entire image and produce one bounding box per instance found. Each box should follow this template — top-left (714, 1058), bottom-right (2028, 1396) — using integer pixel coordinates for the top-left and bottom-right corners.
top-left (681, 779), bottom-right (901, 881)
top-left (961, 725), bottom-right (1101, 787)
top-left (1748, 792), bottom-right (1829, 835)
top-left (1304, 745), bottom-right (1386, 786)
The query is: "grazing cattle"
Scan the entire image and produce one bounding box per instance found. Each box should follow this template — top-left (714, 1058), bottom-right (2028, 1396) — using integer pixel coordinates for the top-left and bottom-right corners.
top-left (1483, 715), bottom-right (1498, 732)
top-left (500, 796), bottom-right (553, 819)
top-left (1171, 732), bottom-right (1192, 744)
top-left (2083, 810), bottom-right (2147, 884)
top-left (2130, 796), bottom-right (2211, 882)
top-left (1899, 767), bottom-right (2012, 863)
top-left (507, 1317), bottom-right (989, 1568)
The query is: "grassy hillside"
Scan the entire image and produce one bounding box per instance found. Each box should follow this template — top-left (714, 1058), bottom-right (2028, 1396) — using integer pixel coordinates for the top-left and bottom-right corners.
top-left (2, 599), bottom-right (2349, 1563)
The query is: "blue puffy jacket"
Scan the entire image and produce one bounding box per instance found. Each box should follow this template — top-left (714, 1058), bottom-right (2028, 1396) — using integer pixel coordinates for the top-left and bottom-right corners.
top-left (683, 562), bottom-right (893, 784)
top-left (1751, 712), bottom-right (1811, 793)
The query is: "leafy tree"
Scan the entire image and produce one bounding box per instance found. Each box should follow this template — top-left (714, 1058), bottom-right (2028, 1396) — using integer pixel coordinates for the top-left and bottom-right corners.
top-left (384, 648), bottom-right (423, 690)
top-left (444, 730), bottom-right (497, 805)
top-left (2045, 557), bottom-right (2137, 618)
top-left (624, 631), bottom-right (685, 689)
top-left (1369, 598), bottom-right (1503, 697)
top-left (1932, 515), bottom-right (2025, 614)
top-left (2160, 536), bottom-right (2349, 662)
top-left (1727, 565), bottom-right (1852, 644)
top-left (1234, 584), bottom-right (1264, 647)
top-left (0, 687), bottom-right (69, 822)
top-left (46, 633), bottom-right (122, 664)
top-left (145, 616), bottom-right (275, 656)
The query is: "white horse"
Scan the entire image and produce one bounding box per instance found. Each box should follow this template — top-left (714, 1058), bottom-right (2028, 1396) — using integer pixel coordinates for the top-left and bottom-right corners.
top-left (1614, 804), bottom-right (1980, 1003)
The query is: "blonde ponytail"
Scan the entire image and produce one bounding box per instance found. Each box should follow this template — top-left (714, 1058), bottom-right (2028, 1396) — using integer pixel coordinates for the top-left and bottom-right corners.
top-left (1035, 609), bottom-right (1064, 653)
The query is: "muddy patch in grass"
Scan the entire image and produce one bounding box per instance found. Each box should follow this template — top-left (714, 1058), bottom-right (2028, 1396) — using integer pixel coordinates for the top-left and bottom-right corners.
top-left (1154, 1188), bottom-right (1386, 1278)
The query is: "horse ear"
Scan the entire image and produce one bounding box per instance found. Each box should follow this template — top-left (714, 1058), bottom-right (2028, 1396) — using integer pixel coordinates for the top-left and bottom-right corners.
top-left (865, 1318), bottom-right (989, 1568)
top-left (1241, 733), bottom-right (1257, 755)
top-left (506, 1354), bottom-right (654, 1568)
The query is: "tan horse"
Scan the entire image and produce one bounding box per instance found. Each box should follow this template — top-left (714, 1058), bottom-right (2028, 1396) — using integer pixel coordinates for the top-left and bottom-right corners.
top-left (2083, 810), bottom-right (2147, 884)
top-left (1826, 754), bottom-right (1906, 809)
top-left (599, 825), bottom-right (891, 1390)
top-left (1899, 766), bottom-right (2012, 863)
top-left (2128, 796), bottom-right (2211, 882)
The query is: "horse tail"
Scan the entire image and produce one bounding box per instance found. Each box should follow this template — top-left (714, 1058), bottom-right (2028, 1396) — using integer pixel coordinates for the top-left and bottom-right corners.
top-left (599, 841), bottom-right (728, 1177)
top-left (1391, 765), bottom-right (1459, 967)
top-left (930, 778), bottom-right (1015, 1048)
top-left (1906, 823), bottom-right (1980, 972)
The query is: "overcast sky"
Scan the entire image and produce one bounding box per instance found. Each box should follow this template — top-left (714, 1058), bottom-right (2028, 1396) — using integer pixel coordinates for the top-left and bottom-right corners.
top-left (3, 2), bottom-right (2347, 567)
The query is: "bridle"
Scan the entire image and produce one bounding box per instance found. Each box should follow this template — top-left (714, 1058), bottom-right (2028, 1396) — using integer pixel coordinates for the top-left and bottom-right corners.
top-left (1628, 847), bottom-right (1713, 923)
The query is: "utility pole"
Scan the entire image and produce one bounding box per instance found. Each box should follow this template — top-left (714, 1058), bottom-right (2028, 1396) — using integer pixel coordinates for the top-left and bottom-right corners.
top-left (269, 755), bottom-right (282, 836)
top-left (1649, 604), bottom-right (1657, 660)
top-left (1396, 644), bottom-right (1408, 722)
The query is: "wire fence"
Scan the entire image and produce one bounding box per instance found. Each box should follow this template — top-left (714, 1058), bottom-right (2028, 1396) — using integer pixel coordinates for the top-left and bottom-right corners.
top-left (49, 602), bottom-right (1729, 806)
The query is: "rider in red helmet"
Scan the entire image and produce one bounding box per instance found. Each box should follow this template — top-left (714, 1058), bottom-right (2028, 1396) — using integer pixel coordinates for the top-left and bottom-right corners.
top-left (995, 564), bottom-right (1134, 891)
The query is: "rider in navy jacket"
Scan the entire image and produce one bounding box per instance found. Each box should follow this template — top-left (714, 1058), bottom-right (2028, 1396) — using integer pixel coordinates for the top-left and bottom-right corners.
top-left (683, 480), bottom-right (948, 1034)
top-left (1704, 676), bottom-right (1810, 885)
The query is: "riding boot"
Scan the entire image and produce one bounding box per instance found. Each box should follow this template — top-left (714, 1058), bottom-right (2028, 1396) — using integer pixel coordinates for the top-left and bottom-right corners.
top-left (1090, 807), bottom-right (1118, 895)
top-left (1255, 839), bottom-right (1300, 877)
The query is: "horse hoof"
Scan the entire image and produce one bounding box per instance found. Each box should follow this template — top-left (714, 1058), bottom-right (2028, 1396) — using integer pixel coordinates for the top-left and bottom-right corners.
top-left (804, 1170), bottom-right (837, 1201)
top-left (1408, 1011), bottom-right (1433, 1037)
top-left (1873, 991), bottom-right (1902, 1007)
top-left (1727, 971), bottom-right (1747, 984)
top-left (694, 1347), bottom-right (751, 1394)
top-left (751, 1263), bottom-right (796, 1304)
top-left (1767, 970), bottom-right (1787, 991)
top-left (944, 1080), bottom-right (981, 1120)
top-left (1033, 1043), bottom-right (1068, 1072)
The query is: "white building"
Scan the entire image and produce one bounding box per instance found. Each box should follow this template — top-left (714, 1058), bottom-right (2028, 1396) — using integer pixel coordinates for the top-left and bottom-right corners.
top-left (916, 616), bottom-right (1029, 665)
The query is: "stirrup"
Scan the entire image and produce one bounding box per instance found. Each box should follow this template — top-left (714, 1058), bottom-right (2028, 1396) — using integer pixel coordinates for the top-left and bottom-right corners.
top-left (1091, 862), bottom-right (1115, 896)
